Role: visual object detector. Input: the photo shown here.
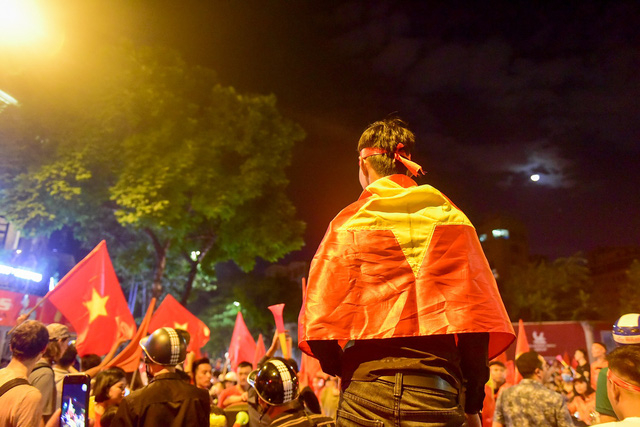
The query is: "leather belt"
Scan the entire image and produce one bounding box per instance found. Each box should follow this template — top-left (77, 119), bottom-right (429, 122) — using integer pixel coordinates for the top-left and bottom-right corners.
top-left (377, 374), bottom-right (457, 394)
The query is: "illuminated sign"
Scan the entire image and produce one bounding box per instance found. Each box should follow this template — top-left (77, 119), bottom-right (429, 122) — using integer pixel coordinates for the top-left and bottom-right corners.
top-left (0, 264), bottom-right (43, 282)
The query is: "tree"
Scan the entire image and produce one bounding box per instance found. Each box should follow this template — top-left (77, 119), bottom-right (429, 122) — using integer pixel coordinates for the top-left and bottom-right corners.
top-left (502, 253), bottom-right (596, 321)
top-left (193, 268), bottom-right (303, 357)
top-left (0, 42), bottom-right (305, 303)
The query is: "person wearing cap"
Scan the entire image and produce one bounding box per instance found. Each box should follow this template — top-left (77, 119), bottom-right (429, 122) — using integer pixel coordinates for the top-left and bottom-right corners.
top-left (249, 358), bottom-right (334, 426)
top-left (29, 322), bottom-right (71, 424)
top-left (298, 117), bottom-right (515, 426)
top-left (596, 313), bottom-right (640, 423)
top-left (111, 327), bottom-right (210, 426)
top-left (597, 345), bottom-right (640, 426)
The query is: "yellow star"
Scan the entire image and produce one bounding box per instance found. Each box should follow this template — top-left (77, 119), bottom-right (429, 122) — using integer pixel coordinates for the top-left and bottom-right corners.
top-left (174, 322), bottom-right (189, 330)
top-left (341, 179), bottom-right (472, 277)
top-left (83, 288), bottom-right (109, 323)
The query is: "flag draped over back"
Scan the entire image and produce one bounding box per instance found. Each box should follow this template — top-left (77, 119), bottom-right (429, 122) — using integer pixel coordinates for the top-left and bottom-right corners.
top-left (514, 319), bottom-right (530, 383)
top-left (228, 311), bottom-right (255, 372)
top-left (147, 294), bottom-right (210, 355)
top-left (46, 241), bottom-right (136, 356)
top-left (106, 298), bottom-right (157, 372)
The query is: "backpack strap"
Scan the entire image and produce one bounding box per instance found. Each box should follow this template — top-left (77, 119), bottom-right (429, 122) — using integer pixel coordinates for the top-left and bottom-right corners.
top-left (0, 378), bottom-right (31, 398)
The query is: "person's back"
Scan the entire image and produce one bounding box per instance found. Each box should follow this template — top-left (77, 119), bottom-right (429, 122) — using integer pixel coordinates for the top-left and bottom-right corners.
top-left (0, 360), bottom-right (44, 426)
top-left (493, 351), bottom-right (573, 427)
top-left (111, 327), bottom-right (210, 427)
top-left (0, 320), bottom-right (50, 427)
top-left (299, 117), bottom-right (515, 426)
top-left (115, 371), bottom-right (210, 426)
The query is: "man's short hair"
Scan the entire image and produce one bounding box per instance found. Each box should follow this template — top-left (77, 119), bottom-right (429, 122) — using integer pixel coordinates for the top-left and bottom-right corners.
top-left (80, 354), bottom-right (102, 371)
top-left (237, 361), bottom-right (253, 370)
top-left (516, 351), bottom-right (543, 378)
top-left (489, 361), bottom-right (506, 369)
top-left (10, 320), bottom-right (49, 361)
top-left (192, 358), bottom-right (211, 375)
top-left (607, 345), bottom-right (640, 386)
top-left (358, 117), bottom-right (416, 176)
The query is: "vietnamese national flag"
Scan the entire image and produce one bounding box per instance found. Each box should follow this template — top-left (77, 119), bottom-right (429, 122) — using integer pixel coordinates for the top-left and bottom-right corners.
top-left (107, 298), bottom-right (157, 372)
top-left (253, 333), bottom-right (266, 369)
top-left (147, 294), bottom-right (210, 355)
top-left (514, 319), bottom-right (530, 383)
top-left (46, 241), bottom-right (136, 356)
top-left (228, 311), bottom-right (255, 371)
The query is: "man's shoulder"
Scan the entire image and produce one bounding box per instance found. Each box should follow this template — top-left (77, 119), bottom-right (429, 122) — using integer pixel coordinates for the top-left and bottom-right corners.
top-left (503, 380), bottom-right (563, 403)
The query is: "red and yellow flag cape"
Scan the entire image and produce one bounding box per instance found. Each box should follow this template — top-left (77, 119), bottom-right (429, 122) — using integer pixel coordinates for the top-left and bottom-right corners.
top-left (299, 175), bottom-right (515, 359)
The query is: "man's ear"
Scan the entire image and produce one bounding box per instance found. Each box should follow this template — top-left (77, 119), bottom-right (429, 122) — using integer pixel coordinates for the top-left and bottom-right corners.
top-left (610, 381), bottom-right (622, 405)
top-left (359, 157), bottom-right (369, 176)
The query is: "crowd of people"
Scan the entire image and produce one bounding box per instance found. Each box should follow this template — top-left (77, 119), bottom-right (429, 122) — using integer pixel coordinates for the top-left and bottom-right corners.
top-left (1, 118), bottom-right (639, 426)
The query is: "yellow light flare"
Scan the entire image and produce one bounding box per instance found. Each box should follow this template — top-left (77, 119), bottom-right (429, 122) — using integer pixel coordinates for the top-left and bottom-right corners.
top-left (0, 0), bottom-right (48, 47)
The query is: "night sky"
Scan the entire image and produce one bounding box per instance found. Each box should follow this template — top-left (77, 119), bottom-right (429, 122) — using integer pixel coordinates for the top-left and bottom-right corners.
top-left (38, 1), bottom-right (640, 262)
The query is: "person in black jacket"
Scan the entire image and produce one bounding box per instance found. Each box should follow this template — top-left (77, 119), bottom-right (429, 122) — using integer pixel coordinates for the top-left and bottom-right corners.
top-left (111, 327), bottom-right (210, 427)
top-left (249, 358), bottom-right (334, 427)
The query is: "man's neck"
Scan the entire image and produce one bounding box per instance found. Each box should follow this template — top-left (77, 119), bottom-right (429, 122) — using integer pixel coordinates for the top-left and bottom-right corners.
top-left (6, 358), bottom-right (33, 377)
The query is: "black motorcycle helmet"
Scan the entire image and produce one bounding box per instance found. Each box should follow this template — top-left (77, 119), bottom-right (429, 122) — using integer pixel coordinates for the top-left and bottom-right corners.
top-left (140, 327), bottom-right (190, 366)
top-left (248, 357), bottom-right (299, 405)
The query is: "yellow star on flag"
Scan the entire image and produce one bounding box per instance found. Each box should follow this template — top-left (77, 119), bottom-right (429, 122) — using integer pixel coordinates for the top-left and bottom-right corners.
top-left (174, 322), bottom-right (189, 330)
top-left (83, 288), bottom-right (109, 323)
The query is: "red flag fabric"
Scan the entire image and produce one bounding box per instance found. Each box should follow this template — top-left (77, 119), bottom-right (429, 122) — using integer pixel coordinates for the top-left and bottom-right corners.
top-left (228, 312), bottom-right (256, 372)
top-left (147, 294), bottom-right (210, 355)
top-left (106, 298), bottom-right (157, 372)
top-left (300, 351), bottom-right (322, 387)
top-left (253, 333), bottom-right (266, 369)
top-left (46, 241), bottom-right (136, 356)
top-left (514, 319), bottom-right (530, 383)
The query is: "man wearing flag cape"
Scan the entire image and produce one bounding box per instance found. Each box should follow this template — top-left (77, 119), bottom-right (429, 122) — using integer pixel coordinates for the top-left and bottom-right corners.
top-left (299, 117), bottom-right (515, 426)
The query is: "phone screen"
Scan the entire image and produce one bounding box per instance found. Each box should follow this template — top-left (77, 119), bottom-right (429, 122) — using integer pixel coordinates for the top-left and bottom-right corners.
top-left (60, 375), bottom-right (90, 427)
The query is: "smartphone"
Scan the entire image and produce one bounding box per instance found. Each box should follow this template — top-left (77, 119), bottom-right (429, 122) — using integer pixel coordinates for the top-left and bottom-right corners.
top-left (60, 374), bottom-right (91, 427)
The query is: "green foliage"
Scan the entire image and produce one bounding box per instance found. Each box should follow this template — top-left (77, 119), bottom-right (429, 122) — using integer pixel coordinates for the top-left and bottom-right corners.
top-left (0, 41), bottom-right (305, 302)
top-left (503, 253), bottom-right (597, 321)
top-left (192, 269), bottom-right (303, 357)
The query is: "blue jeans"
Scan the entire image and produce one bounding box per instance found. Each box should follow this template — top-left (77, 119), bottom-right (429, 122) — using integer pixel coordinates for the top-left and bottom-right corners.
top-left (336, 373), bottom-right (465, 427)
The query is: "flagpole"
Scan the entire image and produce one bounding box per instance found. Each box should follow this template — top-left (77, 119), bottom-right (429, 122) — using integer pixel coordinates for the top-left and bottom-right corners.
top-left (8, 293), bottom-right (51, 334)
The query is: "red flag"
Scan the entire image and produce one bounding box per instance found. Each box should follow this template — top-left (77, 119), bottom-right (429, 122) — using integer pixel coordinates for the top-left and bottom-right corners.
top-left (253, 333), bottom-right (266, 369)
top-left (106, 298), bottom-right (157, 372)
top-left (300, 352), bottom-right (322, 387)
top-left (147, 294), bottom-right (210, 355)
top-left (228, 311), bottom-right (255, 371)
top-left (46, 241), bottom-right (136, 356)
top-left (514, 319), bottom-right (530, 383)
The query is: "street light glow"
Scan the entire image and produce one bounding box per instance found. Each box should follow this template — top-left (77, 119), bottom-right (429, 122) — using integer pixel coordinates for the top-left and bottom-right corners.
top-left (0, 0), bottom-right (48, 47)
